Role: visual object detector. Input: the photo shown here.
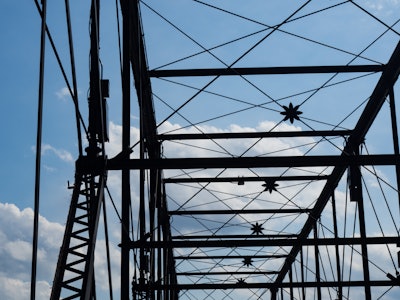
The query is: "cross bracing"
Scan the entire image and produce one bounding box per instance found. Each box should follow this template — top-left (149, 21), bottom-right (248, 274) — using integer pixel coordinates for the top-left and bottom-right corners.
top-left (30, 1), bottom-right (400, 299)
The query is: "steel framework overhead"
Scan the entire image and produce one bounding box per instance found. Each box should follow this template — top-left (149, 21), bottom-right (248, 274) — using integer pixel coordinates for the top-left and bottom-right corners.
top-left (33, 1), bottom-right (400, 299)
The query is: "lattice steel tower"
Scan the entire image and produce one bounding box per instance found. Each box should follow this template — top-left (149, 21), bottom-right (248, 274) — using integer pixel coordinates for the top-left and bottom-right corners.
top-left (33, 0), bottom-right (400, 299)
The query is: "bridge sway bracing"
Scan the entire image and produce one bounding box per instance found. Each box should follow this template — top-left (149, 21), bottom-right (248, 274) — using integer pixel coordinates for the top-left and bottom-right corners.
top-left (31, 1), bottom-right (400, 299)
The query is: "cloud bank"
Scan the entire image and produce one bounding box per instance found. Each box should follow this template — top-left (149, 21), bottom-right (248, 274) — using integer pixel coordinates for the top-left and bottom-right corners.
top-left (0, 203), bottom-right (63, 300)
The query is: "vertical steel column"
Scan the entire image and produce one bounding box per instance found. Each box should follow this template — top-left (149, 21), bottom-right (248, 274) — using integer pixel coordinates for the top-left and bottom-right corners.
top-left (270, 287), bottom-right (277, 300)
top-left (331, 192), bottom-right (342, 300)
top-left (289, 267), bottom-right (294, 300)
top-left (357, 196), bottom-right (372, 299)
top-left (152, 170), bottom-right (161, 300)
top-left (313, 223), bottom-right (322, 300)
top-left (120, 0), bottom-right (131, 298)
top-left (148, 170), bottom-right (155, 299)
top-left (160, 183), bottom-right (178, 300)
top-left (31, 0), bottom-right (47, 298)
top-left (388, 87), bottom-right (400, 273)
top-left (102, 197), bottom-right (114, 299)
top-left (389, 88), bottom-right (400, 213)
top-left (88, 0), bottom-right (104, 149)
top-left (353, 145), bottom-right (372, 300)
top-left (138, 4), bottom-right (148, 295)
top-left (300, 248), bottom-right (306, 299)
top-left (157, 182), bottom-right (162, 300)
top-left (139, 165), bottom-right (147, 292)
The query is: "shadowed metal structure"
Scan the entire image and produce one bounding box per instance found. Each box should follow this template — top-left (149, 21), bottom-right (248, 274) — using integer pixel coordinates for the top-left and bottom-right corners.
top-left (35, 0), bottom-right (400, 299)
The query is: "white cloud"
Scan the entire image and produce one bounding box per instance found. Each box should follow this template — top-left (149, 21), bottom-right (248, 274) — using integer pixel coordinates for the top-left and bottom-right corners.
top-left (31, 144), bottom-right (74, 163)
top-left (0, 202), bottom-right (125, 299)
top-left (4, 240), bottom-right (35, 262)
top-left (365, 0), bottom-right (400, 13)
top-left (43, 164), bottom-right (56, 172)
top-left (106, 121), bottom-right (141, 158)
top-left (0, 274), bottom-right (51, 300)
top-left (0, 203), bottom-right (63, 299)
top-left (55, 87), bottom-right (71, 101)
top-left (42, 144), bottom-right (73, 162)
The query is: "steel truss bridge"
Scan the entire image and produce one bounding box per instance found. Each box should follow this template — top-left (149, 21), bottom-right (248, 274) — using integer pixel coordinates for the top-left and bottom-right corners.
top-left (31, 0), bottom-right (400, 299)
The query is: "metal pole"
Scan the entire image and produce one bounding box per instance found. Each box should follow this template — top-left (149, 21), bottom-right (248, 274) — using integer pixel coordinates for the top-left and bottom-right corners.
top-left (352, 146), bottom-right (372, 299)
top-left (313, 223), bottom-right (322, 300)
top-left (31, 0), bottom-right (47, 298)
top-left (300, 248), bottom-right (306, 299)
top-left (388, 88), bottom-right (400, 216)
top-left (332, 192), bottom-right (342, 299)
top-left (357, 191), bottom-right (372, 299)
top-left (120, 0), bottom-right (131, 298)
top-left (289, 266), bottom-right (294, 300)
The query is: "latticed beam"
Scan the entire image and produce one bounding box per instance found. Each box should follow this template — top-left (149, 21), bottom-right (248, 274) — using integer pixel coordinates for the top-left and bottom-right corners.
top-left (50, 173), bottom-right (106, 299)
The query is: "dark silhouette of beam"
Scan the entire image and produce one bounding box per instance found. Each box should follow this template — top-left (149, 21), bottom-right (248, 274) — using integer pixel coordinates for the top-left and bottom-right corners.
top-left (149, 65), bottom-right (384, 78)
top-left (158, 130), bottom-right (352, 140)
top-left (106, 154), bottom-right (400, 170)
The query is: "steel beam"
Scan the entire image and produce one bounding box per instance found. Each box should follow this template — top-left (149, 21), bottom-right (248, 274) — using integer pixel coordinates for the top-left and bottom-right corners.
top-left (164, 175), bottom-right (328, 184)
top-left (174, 255), bottom-right (287, 260)
top-left (158, 130), bottom-right (352, 140)
top-left (129, 236), bottom-right (400, 248)
top-left (177, 271), bottom-right (279, 276)
top-left (136, 280), bottom-right (399, 291)
top-left (107, 154), bottom-right (400, 170)
top-left (169, 208), bottom-right (311, 215)
top-left (148, 65), bottom-right (384, 78)
top-left (172, 234), bottom-right (297, 239)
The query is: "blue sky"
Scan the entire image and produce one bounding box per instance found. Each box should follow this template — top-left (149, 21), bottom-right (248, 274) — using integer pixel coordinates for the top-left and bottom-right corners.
top-left (2, 0), bottom-right (400, 299)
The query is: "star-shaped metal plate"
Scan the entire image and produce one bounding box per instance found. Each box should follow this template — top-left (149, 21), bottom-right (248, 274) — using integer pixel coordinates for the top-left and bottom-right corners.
top-left (262, 180), bottom-right (279, 193)
top-left (242, 256), bottom-right (253, 267)
top-left (250, 222), bottom-right (264, 235)
top-left (280, 102), bottom-right (303, 123)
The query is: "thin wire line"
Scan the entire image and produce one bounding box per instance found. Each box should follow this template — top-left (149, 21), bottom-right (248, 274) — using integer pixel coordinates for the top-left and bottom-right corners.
top-left (156, 73), bottom-right (374, 135)
top-left (361, 175), bottom-right (397, 270)
top-left (298, 17), bottom-right (400, 107)
top-left (33, 0), bottom-right (89, 137)
top-left (65, 0), bottom-right (83, 156)
top-left (145, 1), bottom-right (313, 129)
top-left (154, 93), bottom-right (234, 157)
top-left (350, 0), bottom-right (400, 36)
top-left (363, 146), bottom-right (399, 234)
top-left (115, 0), bottom-right (123, 80)
top-left (191, 0), bottom-right (381, 66)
